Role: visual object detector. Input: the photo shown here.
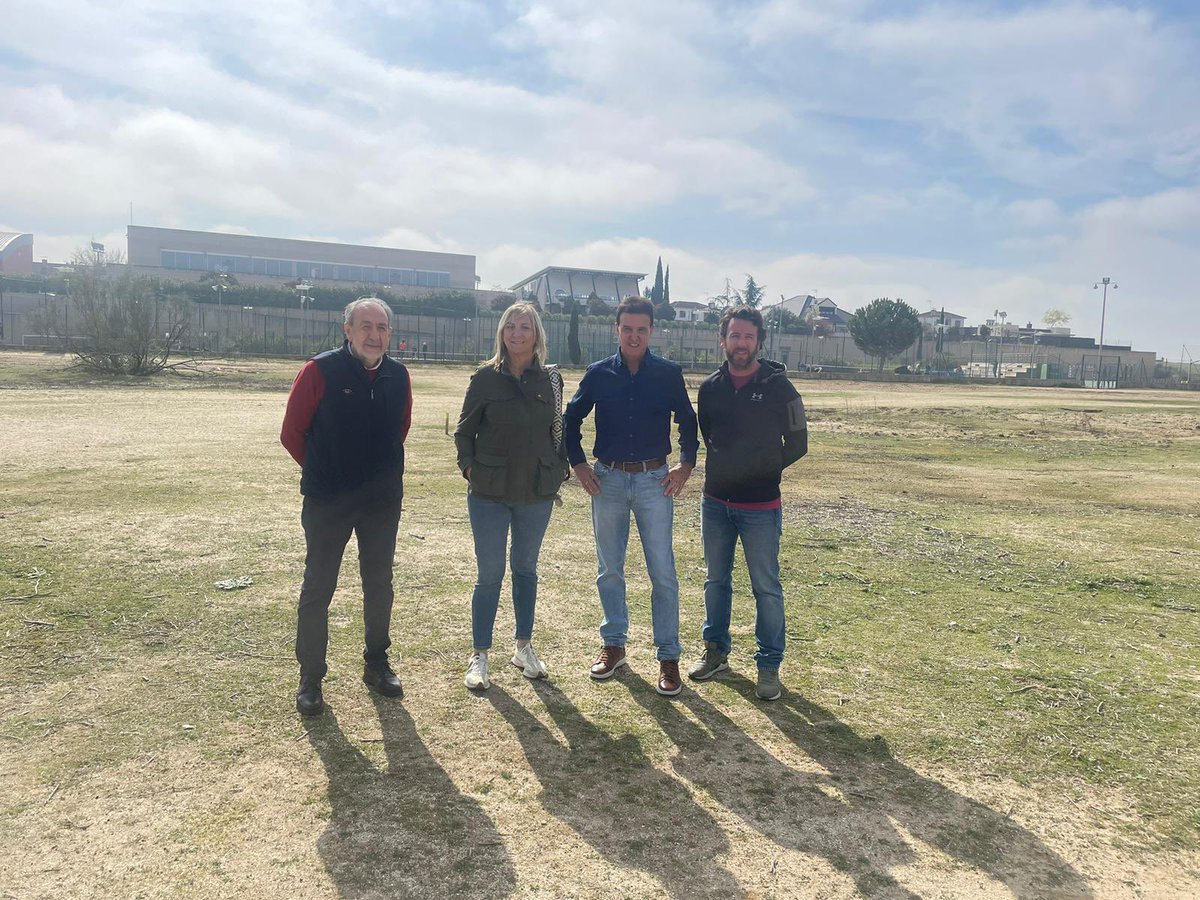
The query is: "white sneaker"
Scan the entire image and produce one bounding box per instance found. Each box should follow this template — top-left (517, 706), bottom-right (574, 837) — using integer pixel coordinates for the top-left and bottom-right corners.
top-left (511, 643), bottom-right (548, 679)
top-left (464, 652), bottom-right (490, 690)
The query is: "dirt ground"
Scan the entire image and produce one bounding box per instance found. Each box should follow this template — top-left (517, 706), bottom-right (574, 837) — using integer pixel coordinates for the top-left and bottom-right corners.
top-left (2, 356), bottom-right (1199, 898)
top-left (5, 662), bottom-right (1200, 899)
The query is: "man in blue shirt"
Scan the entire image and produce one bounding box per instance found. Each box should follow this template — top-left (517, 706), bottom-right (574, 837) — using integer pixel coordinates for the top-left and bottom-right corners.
top-left (564, 296), bottom-right (699, 696)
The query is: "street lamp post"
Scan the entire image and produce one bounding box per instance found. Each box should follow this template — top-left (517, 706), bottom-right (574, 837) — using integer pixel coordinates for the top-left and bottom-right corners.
top-left (1094, 276), bottom-right (1117, 386)
top-left (295, 280), bottom-right (313, 357)
top-left (993, 309), bottom-right (1007, 377)
top-left (42, 291), bottom-right (56, 346)
top-left (767, 294), bottom-right (785, 360)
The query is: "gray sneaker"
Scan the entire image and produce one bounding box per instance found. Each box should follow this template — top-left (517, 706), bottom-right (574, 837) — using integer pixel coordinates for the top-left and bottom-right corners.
top-left (687, 642), bottom-right (729, 681)
top-left (756, 668), bottom-right (782, 701)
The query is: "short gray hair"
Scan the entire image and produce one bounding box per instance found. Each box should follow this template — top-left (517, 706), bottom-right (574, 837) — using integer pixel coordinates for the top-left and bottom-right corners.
top-left (344, 296), bottom-right (392, 327)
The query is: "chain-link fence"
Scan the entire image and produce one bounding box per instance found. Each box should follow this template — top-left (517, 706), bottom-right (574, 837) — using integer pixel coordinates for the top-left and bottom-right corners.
top-left (2, 291), bottom-right (1187, 388)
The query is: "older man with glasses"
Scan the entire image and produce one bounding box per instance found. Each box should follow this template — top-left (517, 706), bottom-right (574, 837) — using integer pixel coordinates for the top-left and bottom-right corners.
top-left (280, 297), bottom-right (412, 716)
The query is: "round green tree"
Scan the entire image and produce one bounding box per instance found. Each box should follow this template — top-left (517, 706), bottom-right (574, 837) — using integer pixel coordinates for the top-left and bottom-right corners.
top-left (848, 298), bottom-right (921, 370)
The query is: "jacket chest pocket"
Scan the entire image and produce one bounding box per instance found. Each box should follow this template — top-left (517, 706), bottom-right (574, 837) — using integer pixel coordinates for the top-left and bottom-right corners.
top-left (482, 394), bottom-right (527, 428)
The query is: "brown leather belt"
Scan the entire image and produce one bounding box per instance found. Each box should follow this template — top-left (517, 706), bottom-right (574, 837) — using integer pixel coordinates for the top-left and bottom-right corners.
top-left (599, 457), bottom-right (668, 473)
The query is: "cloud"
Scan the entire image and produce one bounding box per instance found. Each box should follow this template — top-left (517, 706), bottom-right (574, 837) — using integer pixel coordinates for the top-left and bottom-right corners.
top-left (1004, 199), bottom-right (1064, 232)
top-left (743, 1), bottom-right (1200, 191)
top-left (2, 1), bottom-right (1198, 356)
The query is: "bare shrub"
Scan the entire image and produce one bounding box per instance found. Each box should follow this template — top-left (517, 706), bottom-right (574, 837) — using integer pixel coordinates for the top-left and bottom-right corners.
top-left (52, 259), bottom-right (194, 375)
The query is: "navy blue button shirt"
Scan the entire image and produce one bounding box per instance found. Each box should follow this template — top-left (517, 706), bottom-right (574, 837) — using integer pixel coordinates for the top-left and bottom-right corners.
top-left (564, 350), bottom-right (699, 467)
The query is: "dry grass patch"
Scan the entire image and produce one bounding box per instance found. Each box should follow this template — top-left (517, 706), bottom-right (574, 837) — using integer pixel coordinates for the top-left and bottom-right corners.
top-left (2, 351), bottom-right (1199, 898)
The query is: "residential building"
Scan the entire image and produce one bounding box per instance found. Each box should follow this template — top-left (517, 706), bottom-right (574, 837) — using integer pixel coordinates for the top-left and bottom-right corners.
top-left (670, 300), bottom-right (708, 322)
top-left (778, 294), bottom-right (852, 332)
top-left (916, 308), bottom-right (967, 330)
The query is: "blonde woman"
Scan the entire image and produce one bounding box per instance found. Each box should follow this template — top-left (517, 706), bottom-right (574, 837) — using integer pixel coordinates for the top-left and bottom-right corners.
top-left (454, 303), bottom-right (567, 689)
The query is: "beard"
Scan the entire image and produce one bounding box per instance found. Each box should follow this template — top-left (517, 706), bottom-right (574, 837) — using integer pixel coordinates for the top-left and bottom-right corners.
top-left (725, 347), bottom-right (757, 370)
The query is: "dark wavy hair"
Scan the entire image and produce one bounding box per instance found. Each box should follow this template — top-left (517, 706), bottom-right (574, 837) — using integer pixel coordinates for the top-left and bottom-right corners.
top-left (719, 305), bottom-right (765, 348)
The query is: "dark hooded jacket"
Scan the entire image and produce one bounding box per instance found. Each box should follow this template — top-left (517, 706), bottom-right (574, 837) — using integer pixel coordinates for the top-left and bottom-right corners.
top-left (697, 358), bottom-right (808, 504)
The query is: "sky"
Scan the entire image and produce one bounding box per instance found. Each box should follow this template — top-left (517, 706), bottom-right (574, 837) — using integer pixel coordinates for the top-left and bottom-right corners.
top-left (2, 0), bottom-right (1198, 357)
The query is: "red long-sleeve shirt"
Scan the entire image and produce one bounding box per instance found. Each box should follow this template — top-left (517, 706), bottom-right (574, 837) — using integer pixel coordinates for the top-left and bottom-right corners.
top-left (280, 360), bottom-right (413, 466)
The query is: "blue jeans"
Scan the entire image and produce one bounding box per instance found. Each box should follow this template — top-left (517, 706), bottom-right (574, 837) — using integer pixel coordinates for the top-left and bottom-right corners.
top-left (591, 461), bottom-right (681, 661)
top-left (467, 493), bottom-right (554, 651)
top-left (701, 495), bottom-right (785, 670)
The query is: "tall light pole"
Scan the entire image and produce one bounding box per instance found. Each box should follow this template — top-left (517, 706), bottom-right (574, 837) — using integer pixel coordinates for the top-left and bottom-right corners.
top-left (766, 293), bottom-right (785, 360)
top-left (295, 280), bottom-right (313, 357)
top-left (1093, 277), bottom-right (1117, 388)
top-left (1094, 276), bottom-right (1117, 352)
top-left (63, 275), bottom-right (71, 347)
top-left (993, 309), bottom-right (1007, 377)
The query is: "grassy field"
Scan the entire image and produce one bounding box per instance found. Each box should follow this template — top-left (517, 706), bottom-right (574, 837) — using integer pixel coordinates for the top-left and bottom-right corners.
top-left (1, 349), bottom-right (1198, 899)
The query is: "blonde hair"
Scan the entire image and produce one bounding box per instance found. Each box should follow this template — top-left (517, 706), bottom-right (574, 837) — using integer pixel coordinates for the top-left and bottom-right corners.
top-left (484, 302), bottom-right (548, 369)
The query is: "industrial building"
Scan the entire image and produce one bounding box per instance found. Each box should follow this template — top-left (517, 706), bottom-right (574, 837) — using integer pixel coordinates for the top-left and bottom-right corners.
top-left (126, 225), bottom-right (477, 292)
top-left (0, 233), bottom-right (34, 274)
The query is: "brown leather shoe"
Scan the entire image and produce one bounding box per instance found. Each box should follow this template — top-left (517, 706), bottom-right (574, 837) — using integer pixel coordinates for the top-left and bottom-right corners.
top-left (589, 645), bottom-right (627, 680)
top-left (657, 659), bottom-right (682, 696)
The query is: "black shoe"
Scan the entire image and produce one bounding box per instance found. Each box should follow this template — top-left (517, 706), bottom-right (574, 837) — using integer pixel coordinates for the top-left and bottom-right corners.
top-left (296, 676), bottom-right (325, 717)
top-left (363, 663), bottom-right (404, 698)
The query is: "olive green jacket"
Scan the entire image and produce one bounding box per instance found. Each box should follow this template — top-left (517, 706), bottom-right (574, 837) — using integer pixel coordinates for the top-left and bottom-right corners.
top-left (454, 361), bottom-right (568, 505)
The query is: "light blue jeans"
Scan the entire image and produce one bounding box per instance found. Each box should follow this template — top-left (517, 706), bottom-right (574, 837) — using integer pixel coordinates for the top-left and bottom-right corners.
top-left (701, 496), bottom-right (785, 671)
top-left (467, 492), bottom-right (554, 651)
top-left (591, 461), bottom-right (681, 661)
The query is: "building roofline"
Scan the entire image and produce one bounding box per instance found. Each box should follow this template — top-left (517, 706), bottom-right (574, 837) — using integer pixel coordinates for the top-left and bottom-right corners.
top-left (509, 265), bottom-right (647, 290)
top-left (0, 233), bottom-right (32, 252)
top-left (127, 224), bottom-right (474, 262)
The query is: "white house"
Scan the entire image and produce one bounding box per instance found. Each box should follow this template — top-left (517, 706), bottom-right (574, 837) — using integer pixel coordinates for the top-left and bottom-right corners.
top-left (916, 309), bottom-right (967, 330)
top-left (778, 294), bottom-right (852, 332)
top-left (670, 300), bottom-right (708, 322)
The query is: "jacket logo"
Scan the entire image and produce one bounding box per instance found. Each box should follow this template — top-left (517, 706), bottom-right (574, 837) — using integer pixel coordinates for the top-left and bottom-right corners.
top-left (342, 388), bottom-right (353, 394)
top-left (751, 392), bottom-right (764, 402)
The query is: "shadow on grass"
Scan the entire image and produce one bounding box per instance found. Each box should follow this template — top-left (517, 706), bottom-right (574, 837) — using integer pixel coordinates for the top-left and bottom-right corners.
top-left (487, 680), bottom-right (743, 900)
top-left (629, 670), bottom-right (1092, 899)
top-left (303, 697), bottom-right (515, 899)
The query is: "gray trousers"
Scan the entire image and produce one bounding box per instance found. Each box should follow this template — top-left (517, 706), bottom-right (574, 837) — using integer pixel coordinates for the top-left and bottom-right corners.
top-left (295, 484), bottom-right (402, 679)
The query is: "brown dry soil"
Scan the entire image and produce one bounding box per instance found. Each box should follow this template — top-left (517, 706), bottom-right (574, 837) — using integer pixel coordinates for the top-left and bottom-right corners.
top-left (1, 353), bottom-right (1198, 899)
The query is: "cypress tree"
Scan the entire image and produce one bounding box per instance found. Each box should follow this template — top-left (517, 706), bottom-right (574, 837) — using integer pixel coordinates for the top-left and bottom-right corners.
top-left (651, 256), bottom-right (664, 305)
top-left (568, 298), bottom-right (582, 364)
